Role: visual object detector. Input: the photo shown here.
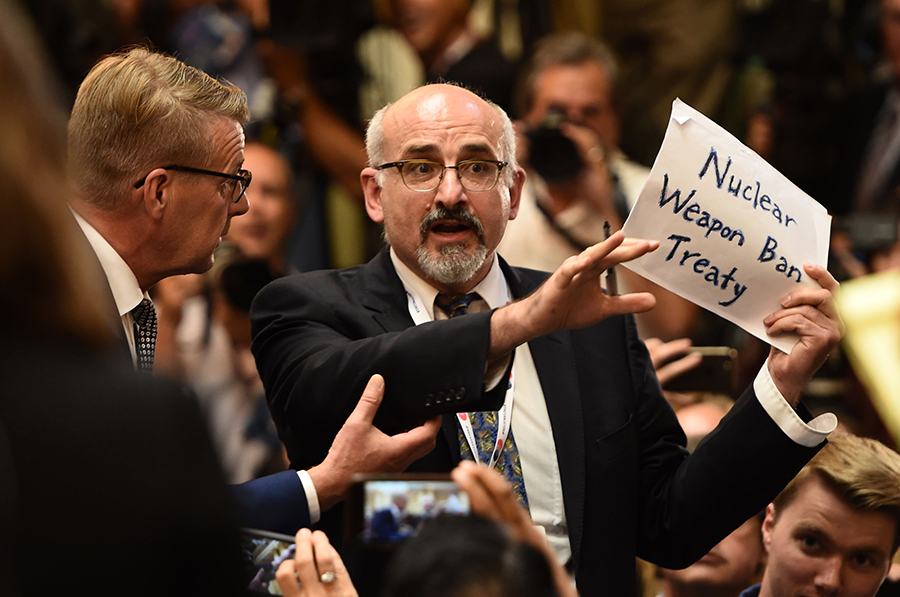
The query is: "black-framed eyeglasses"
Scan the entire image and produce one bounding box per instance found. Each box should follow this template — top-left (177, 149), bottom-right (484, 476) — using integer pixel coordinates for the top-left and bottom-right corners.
top-left (376, 159), bottom-right (507, 192)
top-left (133, 165), bottom-right (252, 203)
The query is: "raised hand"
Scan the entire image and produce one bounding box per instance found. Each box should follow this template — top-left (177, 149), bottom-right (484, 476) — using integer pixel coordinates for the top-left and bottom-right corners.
top-left (764, 264), bottom-right (844, 405)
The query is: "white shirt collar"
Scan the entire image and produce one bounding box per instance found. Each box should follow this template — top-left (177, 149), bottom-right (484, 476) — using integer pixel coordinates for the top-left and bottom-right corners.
top-left (389, 248), bottom-right (508, 321)
top-left (72, 210), bottom-right (146, 316)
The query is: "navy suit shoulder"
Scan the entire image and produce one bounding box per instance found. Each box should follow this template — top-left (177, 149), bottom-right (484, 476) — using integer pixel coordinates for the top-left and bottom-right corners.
top-left (0, 339), bottom-right (245, 596)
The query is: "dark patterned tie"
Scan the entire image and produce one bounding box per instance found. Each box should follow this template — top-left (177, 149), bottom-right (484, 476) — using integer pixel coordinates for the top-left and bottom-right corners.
top-left (131, 298), bottom-right (157, 373)
top-left (435, 293), bottom-right (529, 508)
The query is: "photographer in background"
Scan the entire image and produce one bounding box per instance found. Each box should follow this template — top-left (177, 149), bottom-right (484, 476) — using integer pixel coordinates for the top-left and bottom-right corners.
top-left (498, 31), bottom-right (700, 341)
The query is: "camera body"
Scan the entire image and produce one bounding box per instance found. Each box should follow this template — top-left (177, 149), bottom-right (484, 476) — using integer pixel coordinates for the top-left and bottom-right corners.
top-left (525, 109), bottom-right (584, 184)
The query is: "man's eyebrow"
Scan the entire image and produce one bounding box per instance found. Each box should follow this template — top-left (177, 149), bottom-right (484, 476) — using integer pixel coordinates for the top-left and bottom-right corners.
top-left (460, 143), bottom-right (497, 158)
top-left (401, 144), bottom-right (440, 156)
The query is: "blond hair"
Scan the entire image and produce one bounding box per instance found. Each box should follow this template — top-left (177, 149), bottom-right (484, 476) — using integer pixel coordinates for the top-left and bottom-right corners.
top-left (68, 46), bottom-right (249, 210)
top-left (0, 0), bottom-right (112, 347)
top-left (773, 433), bottom-right (900, 552)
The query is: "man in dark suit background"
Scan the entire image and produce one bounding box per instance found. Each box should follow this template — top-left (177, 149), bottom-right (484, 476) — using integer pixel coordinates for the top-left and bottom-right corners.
top-left (251, 83), bottom-right (845, 595)
top-left (833, 0), bottom-right (900, 216)
top-left (65, 47), bottom-right (439, 535)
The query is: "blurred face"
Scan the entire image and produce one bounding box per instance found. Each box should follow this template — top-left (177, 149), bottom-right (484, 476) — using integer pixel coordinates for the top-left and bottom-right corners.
top-left (169, 117), bottom-right (248, 274)
top-left (362, 85), bottom-right (523, 293)
top-left (225, 143), bottom-right (295, 270)
top-left (661, 517), bottom-right (764, 597)
top-left (882, 0), bottom-right (900, 80)
top-left (525, 60), bottom-right (620, 152)
top-left (760, 477), bottom-right (895, 597)
top-left (390, 0), bottom-right (470, 66)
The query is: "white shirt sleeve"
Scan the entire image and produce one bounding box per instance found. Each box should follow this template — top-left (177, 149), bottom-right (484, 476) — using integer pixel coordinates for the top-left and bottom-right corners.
top-left (297, 469), bottom-right (321, 524)
top-left (753, 360), bottom-right (837, 447)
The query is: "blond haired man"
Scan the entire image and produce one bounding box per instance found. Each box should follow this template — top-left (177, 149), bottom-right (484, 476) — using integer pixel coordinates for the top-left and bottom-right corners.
top-left (68, 47), bottom-right (251, 364)
top-left (744, 433), bottom-right (900, 597)
top-left (67, 47), bottom-right (439, 535)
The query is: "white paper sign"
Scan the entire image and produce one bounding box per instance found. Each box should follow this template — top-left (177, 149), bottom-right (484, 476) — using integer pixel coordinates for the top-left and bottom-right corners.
top-left (621, 99), bottom-right (831, 353)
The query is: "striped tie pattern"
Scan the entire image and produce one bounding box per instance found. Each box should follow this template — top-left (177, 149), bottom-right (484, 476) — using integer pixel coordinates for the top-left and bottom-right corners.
top-left (435, 293), bottom-right (529, 508)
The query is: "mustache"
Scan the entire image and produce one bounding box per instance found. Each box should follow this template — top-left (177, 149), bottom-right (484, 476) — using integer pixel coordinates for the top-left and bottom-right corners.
top-left (419, 206), bottom-right (485, 242)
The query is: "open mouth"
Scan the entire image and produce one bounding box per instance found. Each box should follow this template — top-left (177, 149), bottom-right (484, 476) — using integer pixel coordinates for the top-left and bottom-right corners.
top-left (430, 220), bottom-right (472, 236)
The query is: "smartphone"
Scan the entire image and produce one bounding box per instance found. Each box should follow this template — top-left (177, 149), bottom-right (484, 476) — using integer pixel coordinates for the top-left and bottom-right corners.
top-left (239, 528), bottom-right (297, 595)
top-left (663, 346), bottom-right (737, 395)
top-left (344, 473), bottom-right (471, 548)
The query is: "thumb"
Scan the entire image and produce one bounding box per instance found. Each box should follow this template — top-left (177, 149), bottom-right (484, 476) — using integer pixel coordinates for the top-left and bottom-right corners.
top-left (350, 374), bottom-right (385, 425)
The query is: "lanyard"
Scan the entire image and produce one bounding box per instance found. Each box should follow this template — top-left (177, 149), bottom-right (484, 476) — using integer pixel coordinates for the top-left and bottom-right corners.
top-left (405, 287), bottom-right (515, 469)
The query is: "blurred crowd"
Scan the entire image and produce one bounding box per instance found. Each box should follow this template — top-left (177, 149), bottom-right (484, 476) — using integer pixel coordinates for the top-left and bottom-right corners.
top-left (5, 0), bottom-right (900, 596)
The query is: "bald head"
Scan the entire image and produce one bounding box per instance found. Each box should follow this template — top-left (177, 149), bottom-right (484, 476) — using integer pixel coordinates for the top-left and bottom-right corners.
top-left (366, 84), bottom-right (517, 187)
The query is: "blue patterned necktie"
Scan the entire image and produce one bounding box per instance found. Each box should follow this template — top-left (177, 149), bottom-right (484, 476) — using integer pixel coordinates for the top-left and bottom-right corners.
top-left (434, 293), bottom-right (529, 509)
top-left (131, 298), bottom-right (157, 373)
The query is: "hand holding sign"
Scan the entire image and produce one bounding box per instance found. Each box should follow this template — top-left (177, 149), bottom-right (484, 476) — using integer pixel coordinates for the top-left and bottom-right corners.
top-left (764, 264), bottom-right (844, 403)
top-left (622, 99), bottom-right (832, 354)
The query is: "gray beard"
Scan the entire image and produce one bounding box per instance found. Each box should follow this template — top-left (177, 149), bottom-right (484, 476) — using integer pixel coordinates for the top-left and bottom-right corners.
top-left (416, 241), bottom-right (488, 286)
top-left (415, 205), bottom-right (488, 286)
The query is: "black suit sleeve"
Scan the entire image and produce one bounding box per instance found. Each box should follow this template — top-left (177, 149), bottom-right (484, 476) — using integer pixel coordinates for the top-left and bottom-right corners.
top-left (618, 315), bottom-right (823, 568)
top-left (250, 268), bottom-right (506, 471)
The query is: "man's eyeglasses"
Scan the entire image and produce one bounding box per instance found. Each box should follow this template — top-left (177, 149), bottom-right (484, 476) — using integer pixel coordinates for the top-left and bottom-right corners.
top-left (376, 159), bottom-right (507, 192)
top-left (133, 165), bottom-right (252, 203)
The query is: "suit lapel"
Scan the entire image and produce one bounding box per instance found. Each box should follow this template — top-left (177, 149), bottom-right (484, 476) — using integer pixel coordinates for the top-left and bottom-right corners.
top-left (361, 250), bottom-right (416, 333)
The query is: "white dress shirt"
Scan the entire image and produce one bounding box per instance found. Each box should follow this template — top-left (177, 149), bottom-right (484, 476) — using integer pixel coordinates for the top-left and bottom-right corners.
top-left (73, 211), bottom-right (147, 366)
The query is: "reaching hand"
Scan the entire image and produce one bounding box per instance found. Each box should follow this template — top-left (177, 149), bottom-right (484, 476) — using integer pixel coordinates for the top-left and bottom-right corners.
top-left (490, 231), bottom-right (659, 362)
top-left (644, 337), bottom-right (703, 387)
top-left (526, 231), bottom-right (658, 333)
top-left (451, 461), bottom-right (578, 597)
top-left (308, 374), bottom-right (441, 511)
top-left (764, 264), bottom-right (844, 405)
top-left (276, 529), bottom-right (357, 597)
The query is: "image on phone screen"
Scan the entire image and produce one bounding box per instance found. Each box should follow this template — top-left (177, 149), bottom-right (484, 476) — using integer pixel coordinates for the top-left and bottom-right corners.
top-left (359, 479), bottom-right (470, 544)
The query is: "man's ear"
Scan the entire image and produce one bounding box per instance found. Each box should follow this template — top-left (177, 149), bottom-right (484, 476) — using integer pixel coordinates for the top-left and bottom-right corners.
top-left (362, 167), bottom-right (384, 224)
top-left (507, 166), bottom-right (526, 221)
top-left (138, 168), bottom-right (171, 220)
top-left (762, 503), bottom-right (777, 554)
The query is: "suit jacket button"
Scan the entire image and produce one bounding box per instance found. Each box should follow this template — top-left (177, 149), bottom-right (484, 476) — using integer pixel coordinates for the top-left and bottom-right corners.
top-left (456, 388), bottom-right (466, 401)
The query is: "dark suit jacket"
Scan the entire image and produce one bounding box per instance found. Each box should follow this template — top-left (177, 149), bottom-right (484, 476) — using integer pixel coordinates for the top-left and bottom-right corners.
top-left (0, 337), bottom-right (246, 596)
top-left (831, 83), bottom-right (900, 215)
top-left (250, 250), bottom-right (823, 596)
top-left (76, 220), bottom-right (312, 537)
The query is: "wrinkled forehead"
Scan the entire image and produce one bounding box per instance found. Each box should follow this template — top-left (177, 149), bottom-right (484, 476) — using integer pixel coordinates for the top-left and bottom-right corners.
top-left (382, 86), bottom-right (505, 159)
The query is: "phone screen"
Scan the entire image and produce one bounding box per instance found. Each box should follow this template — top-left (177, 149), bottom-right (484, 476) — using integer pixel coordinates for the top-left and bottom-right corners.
top-left (240, 528), bottom-right (297, 595)
top-left (346, 476), bottom-right (470, 546)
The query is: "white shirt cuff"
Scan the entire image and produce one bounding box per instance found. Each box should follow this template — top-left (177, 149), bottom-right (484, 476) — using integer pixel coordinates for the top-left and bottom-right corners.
top-left (297, 469), bottom-right (321, 524)
top-left (753, 360), bottom-right (837, 448)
